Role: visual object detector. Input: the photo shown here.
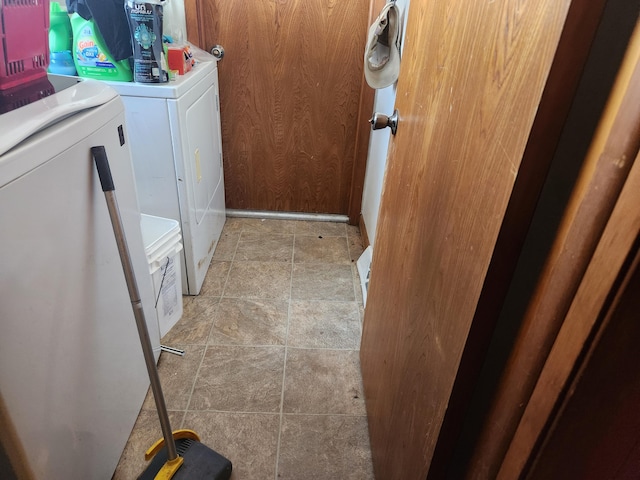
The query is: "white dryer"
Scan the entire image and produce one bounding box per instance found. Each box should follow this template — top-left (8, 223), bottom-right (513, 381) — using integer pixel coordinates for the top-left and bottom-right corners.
top-left (106, 48), bottom-right (225, 295)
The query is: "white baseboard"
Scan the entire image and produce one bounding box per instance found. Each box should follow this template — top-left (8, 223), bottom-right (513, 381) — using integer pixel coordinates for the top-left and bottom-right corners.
top-left (356, 245), bottom-right (373, 307)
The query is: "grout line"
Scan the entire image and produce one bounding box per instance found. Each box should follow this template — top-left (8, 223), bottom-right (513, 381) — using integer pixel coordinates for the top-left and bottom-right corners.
top-left (164, 337), bottom-right (289, 352)
top-left (179, 344), bottom-right (207, 429)
top-left (180, 222), bottom-right (240, 428)
top-left (274, 229), bottom-right (296, 480)
top-left (213, 224), bottom-right (240, 304)
top-left (285, 345), bottom-right (360, 352)
top-left (164, 408), bottom-right (367, 417)
top-left (216, 294), bottom-right (357, 302)
top-left (170, 343), bottom-right (360, 352)
top-left (269, 411), bottom-right (369, 418)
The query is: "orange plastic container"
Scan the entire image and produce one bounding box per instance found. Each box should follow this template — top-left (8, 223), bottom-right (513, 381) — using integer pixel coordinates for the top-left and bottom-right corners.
top-left (0, 0), bottom-right (50, 91)
top-left (167, 45), bottom-right (193, 75)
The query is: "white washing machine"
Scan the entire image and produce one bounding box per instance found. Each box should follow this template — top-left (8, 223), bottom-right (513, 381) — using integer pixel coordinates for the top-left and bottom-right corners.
top-left (0, 75), bottom-right (159, 478)
top-left (105, 47), bottom-right (225, 295)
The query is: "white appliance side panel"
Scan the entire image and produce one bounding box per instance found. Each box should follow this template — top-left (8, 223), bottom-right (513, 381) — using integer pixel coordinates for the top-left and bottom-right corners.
top-left (210, 67), bottom-right (227, 268)
top-left (116, 94), bottom-right (192, 306)
top-left (120, 96), bottom-right (182, 223)
top-left (0, 107), bottom-right (156, 479)
top-left (168, 67), bottom-right (225, 294)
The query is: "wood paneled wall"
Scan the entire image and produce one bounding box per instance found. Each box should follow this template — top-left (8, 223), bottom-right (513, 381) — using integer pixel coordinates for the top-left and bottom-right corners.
top-left (187, 0), bottom-right (371, 215)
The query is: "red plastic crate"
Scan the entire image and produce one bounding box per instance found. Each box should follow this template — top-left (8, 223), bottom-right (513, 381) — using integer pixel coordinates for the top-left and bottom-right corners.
top-left (0, 73), bottom-right (53, 112)
top-left (0, 0), bottom-right (50, 91)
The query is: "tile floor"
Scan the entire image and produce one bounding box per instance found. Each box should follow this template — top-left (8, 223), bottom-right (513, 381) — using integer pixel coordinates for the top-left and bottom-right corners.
top-left (113, 217), bottom-right (374, 479)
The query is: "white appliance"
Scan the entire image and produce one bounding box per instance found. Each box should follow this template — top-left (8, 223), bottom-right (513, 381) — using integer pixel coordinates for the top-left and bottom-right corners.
top-left (105, 48), bottom-right (226, 295)
top-left (0, 76), bottom-right (160, 478)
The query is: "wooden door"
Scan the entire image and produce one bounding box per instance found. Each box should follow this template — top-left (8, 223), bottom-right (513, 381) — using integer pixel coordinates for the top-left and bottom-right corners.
top-left (482, 20), bottom-right (640, 478)
top-left (186, 0), bottom-right (371, 215)
top-left (359, 0), bottom-right (580, 478)
top-left (527, 247), bottom-right (640, 479)
top-left (500, 148), bottom-right (640, 480)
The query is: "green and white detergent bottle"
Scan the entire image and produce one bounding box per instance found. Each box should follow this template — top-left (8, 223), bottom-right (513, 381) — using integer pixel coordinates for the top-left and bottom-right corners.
top-left (70, 13), bottom-right (132, 81)
top-left (48, 2), bottom-right (76, 76)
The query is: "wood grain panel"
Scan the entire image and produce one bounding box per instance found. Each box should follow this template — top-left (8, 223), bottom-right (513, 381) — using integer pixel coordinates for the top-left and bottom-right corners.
top-left (195, 0), bottom-right (370, 214)
top-left (428, 1), bottom-right (609, 476)
top-left (184, 0), bottom-right (203, 46)
top-left (468, 19), bottom-right (640, 479)
top-left (503, 149), bottom-right (640, 480)
top-left (526, 237), bottom-right (640, 479)
top-left (359, 0), bottom-right (572, 478)
top-left (494, 22), bottom-right (640, 479)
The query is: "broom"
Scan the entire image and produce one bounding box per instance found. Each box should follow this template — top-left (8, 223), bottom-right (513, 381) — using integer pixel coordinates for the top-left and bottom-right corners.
top-left (92, 146), bottom-right (232, 479)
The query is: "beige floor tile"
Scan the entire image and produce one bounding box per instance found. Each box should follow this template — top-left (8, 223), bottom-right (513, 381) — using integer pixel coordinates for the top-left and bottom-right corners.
top-left (142, 345), bottom-right (205, 411)
top-left (283, 349), bottom-right (365, 415)
top-left (294, 236), bottom-right (351, 264)
top-left (222, 217), bottom-right (245, 233)
top-left (237, 218), bottom-right (298, 234)
top-left (199, 261), bottom-right (231, 297)
top-left (346, 224), bottom-right (361, 238)
top-left (213, 231), bottom-right (240, 261)
top-left (209, 298), bottom-right (288, 346)
top-left (277, 414), bottom-right (374, 480)
top-left (189, 346), bottom-right (285, 413)
top-left (288, 300), bottom-right (361, 349)
top-left (112, 410), bottom-right (185, 480)
top-left (235, 232), bottom-right (294, 262)
top-left (348, 233), bottom-right (364, 263)
top-left (183, 411), bottom-right (279, 480)
top-left (224, 261), bottom-right (292, 299)
top-left (294, 221), bottom-right (347, 237)
top-left (291, 264), bottom-right (355, 301)
top-left (352, 264), bottom-right (364, 306)
top-left (161, 296), bottom-right (218, 345)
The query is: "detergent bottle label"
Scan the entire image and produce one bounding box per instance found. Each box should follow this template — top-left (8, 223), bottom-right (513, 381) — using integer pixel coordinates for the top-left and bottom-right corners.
top-left (75, 26), bottom-right (116, 68)
top-left (70, 13), bottom-right (133, 81)
top-left (126, 1), bottom-right (168, 83)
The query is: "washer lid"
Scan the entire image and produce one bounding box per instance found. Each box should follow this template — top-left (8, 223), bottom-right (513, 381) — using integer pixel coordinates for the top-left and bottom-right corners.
top-left (0, 75), bottom-right (119, 156)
